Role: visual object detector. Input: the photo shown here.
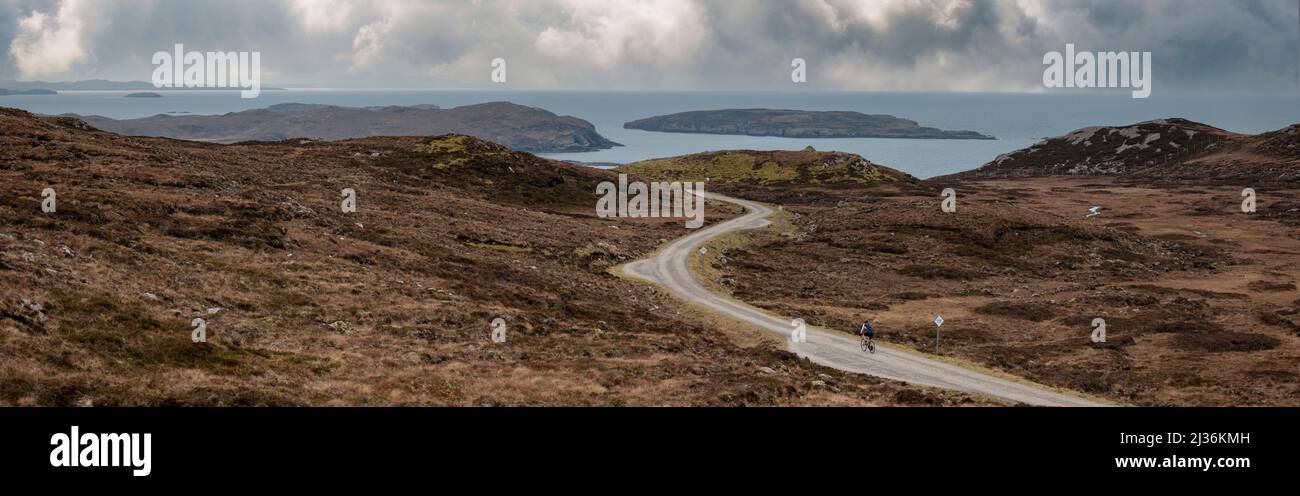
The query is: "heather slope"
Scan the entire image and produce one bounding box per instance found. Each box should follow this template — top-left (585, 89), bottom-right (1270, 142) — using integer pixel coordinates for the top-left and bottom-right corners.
top-left (943, 118), bottom-right (1300, 185)
top-left (0, 107), bottom-right (987, 406)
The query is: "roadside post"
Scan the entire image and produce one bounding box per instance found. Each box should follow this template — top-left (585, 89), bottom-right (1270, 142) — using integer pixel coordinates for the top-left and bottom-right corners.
top-left (933, 315), bottom-right (944, 351)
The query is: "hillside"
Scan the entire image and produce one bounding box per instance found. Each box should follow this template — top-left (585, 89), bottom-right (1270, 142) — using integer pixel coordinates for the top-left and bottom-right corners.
top-left (617, 148), bottom-right (925, 204)
top-left (75, 102), bottom-right (622, 153)
top-left (0, 107), bottom-right (985, 406)
top-left (693, 169), bottom-right (1300, 406)
top-left (944, 118), bottom-right (1300, 185)
top-left (619, 148), bottom-right (918, 185)
top-left (624, 108), bottom-right (994, 140)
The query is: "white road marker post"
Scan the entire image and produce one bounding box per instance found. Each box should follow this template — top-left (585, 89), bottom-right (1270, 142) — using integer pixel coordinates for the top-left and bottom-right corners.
top-left (933, 315), bottom-right (944, 351)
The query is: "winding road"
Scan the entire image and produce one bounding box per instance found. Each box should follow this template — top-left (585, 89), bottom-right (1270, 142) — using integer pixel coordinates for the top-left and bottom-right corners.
top-left (623, 192), bottom-right (1107, 407)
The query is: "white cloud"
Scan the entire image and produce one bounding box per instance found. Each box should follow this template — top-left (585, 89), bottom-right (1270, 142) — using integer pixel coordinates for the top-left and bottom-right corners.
top-left (534, 0), bottom-right (707, 69)
top-left (349, 18), bottom-right (393, 72)
top-left (9, 0), bottom-right (95, 79)
top-left (289, 0), bottom-right (359, 33)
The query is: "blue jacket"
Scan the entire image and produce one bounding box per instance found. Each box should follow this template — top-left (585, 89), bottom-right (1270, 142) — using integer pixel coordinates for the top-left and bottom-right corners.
top-left (861, 322), bottom-right (875, 336)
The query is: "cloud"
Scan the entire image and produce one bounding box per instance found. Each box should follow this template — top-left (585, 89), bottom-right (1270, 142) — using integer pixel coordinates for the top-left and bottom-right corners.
top-left (534, 0), bottom-right (708, 69)
top-left (689, 0), bottom-right (1053, 91)
top-left (288, 0), bottom-right (358, 33)
top-left (8, 0), bottom-right (95, 79)
top-left (0, 0), bottom-right (1294, 92)
top-left (349, 17), bottom-right (393, 72)
top-left (1032, 0), bottom-right (1300, 92)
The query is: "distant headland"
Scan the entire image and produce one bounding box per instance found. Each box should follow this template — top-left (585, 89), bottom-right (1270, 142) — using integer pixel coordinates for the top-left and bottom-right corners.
top-left (0, 79), bottom-right (284, 92)
top-left (72, 101), bottom-right (622, 153)
top-left (0, 88), bottom-right (57, 95)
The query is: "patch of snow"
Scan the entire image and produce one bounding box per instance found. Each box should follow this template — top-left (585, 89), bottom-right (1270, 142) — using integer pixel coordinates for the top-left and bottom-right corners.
top-left (1066, 127), bottom-right (1103, 145)
top-left (1116, 127), bottom-right (1143, 139)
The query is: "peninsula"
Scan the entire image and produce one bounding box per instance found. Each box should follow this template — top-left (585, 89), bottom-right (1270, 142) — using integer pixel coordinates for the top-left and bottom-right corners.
top-left (74, 101), bottom-right (622, 153)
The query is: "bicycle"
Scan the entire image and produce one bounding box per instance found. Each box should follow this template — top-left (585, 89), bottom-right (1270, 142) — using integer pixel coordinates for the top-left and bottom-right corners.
top-left (860, 335), bottom-right (876, 354)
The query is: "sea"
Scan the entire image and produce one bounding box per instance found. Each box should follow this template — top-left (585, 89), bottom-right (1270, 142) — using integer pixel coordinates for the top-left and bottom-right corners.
top-left (3, 89), bottom-right (1297, 179)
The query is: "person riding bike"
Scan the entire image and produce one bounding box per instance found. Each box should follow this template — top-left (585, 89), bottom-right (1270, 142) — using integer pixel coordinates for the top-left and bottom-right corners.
top-left (860, 319), bottom-right (876, 347)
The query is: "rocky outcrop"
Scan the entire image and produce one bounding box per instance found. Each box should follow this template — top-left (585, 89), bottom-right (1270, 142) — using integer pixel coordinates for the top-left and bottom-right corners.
top-left (941, 118), bottom-right (1300, 185)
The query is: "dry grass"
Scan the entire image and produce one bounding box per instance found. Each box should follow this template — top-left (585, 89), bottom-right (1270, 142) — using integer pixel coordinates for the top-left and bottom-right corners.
top-left (0, 108), bottom-right (990, 406)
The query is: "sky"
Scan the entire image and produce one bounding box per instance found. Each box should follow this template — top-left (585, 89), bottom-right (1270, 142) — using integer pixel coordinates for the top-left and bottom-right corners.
top-left (0, 0), bottom-right (1297, 93)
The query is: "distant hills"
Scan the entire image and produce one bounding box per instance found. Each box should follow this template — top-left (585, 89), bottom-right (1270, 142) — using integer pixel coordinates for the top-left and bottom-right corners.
top-left (73, 102), bottom-right (622, 153)
top-left (0, 88), bottom-right (57, 95)
top-left (942, 118), bottom-right (1300, 184)
top-left (0, 79), bottom-right (284, 91)
top-left (624, 108), bottom-right (995, 140)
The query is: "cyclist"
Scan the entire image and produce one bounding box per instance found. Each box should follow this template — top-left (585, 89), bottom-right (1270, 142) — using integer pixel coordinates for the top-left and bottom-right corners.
top-left (860, 319), bottom-right (876, 350)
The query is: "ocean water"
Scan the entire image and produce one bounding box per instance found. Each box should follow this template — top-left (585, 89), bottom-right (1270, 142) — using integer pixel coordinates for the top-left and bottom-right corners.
top-left (2, 89), bottom-right (1297, 179)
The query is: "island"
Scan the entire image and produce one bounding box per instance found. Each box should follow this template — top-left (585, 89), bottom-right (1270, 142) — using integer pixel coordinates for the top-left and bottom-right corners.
top-left (73, 101), bottom-right (622, 153)
top-left (624, 108), bottom-right (995, 140)
top-left (124, 92), bottom-right (163, 98)
top-left (0, 88), bottom-right (57, 95)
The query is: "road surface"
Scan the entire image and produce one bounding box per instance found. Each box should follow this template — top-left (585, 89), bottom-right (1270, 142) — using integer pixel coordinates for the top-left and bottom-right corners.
top-left (623, 192), bottom-right (1107, 407)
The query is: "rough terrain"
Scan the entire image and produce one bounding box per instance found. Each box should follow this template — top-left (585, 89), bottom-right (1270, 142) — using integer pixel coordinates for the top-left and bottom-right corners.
top-left (623, 192), bottom-right (1103, 406)
top-left (0, 107), bottom-right (991, 406)
top-left (625, 136), bottom-right (1300, 406)
top-left (944, 118), bottom-right (1300, 185)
